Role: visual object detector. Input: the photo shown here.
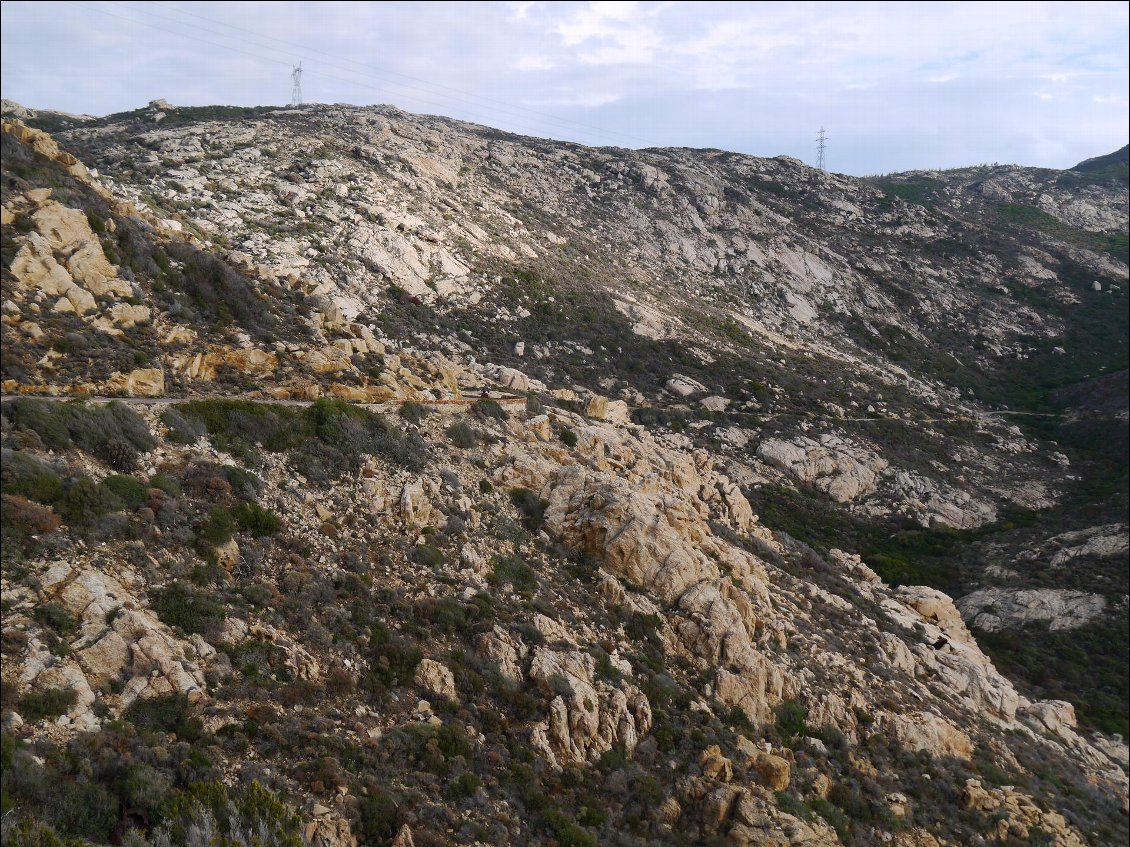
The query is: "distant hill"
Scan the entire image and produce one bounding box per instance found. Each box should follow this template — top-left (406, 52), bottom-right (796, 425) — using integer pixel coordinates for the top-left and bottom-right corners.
top-left (1065, 144), bottom-right (1129, 187)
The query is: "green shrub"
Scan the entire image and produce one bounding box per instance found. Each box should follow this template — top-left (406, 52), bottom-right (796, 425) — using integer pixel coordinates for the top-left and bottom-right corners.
top-left (197, 506), bottom-right (236, 546)
top-left (160, 408), bottom-right (206, 444)
top-left (365, 623), bottom-right (422, 693)
top-left (399, 401), bottom-right (429, 425)
top-left (411, 544), bottom-right (444, 568)
top-left (222, 466), bottom-right (262, 501)
top-left (85, 209), bottom-right (105, 233)
top-left (489, 554), bottom-right (537, 593)
top-left (17, 687), bottom-right (76, 722)
top-left (775, 698), bottom-right (809, 741)
top-left (4, 399), bottom-right (154, 455)
top-left (56, 477), bottom-right (121, 525)
top-left (448, 771), bottom-right (481, 799)
top-left (541, 809), bottom-right (598, 847)
top-left (560, 428), bottom-right (578, 448)
top-left (357, 791), bottom-right (401, 842)
top-left (97, 437), bottom-right (139, 472)
top-left (155, 780), bottom-right (303, 847)
top-left (809, 797), bottom-right (851, 841)
top-left (0, 494), bottom-right (61, 537)
top-left (510, 487), bottom-right (548, 532)
top-left (149, 473), bottom-right (182, 497)
top-left (1, 451), bottom-right (64, 503)
top-left (0, 817), bottom-right (68, 846)
top-left (478, 478), bottom-right (493, 494)
top-left (625, 612), bottom-right (662, 645)
top-left (123, 693), bottom-right (201, 740)
top-left (150, 582), bottom-right (226, 636)
top-left (175, 399), bottom-right (428, 479)
top-left (473, 398), bottom-right (508, 420)
top-left (164, 245), bottom-right (277, 336)
top-left (101, 475), bottom-right (148, 510)
top-left (447, 421), bottom-right (478, 449)
top-left (2, 400), bottom-right (69, 449)
top-left (34, 602), bottom-right (77, 636)
top-left (232, 501), bottom-right (281, 537)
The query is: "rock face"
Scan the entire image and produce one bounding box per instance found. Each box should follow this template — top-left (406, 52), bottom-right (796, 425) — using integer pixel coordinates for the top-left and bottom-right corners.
top-left (1, 105), bottom-right (1127, 847)
top-left (957, 588), bottom-right (1107, 632)
top-left (528, 646), bottom-right (652, 768)
top-left (413, 658), bottom-right (457, 702)
top-left (23, 560), bottom-right (209, 728)
top-left (886, 711), bottom-right (974, 760)
top-left (750, 751), bottom-right (791, 791)
top-left (963, 779), bottom-right (1088, 846)
top-left (758, 434), bottom-right (886, 503)
top-left (7, 193), bottom-right (136, 333)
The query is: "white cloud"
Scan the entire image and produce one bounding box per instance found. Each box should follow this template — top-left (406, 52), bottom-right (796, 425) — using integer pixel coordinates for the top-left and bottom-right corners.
top-left (514, 55), bottom-right (555, 71)
top-left (0, 1), bottom-right (1125, 174)
top-left (555, 1), bottom-right (645, 46)
top-left (508, 1), bottom-right (537, 21)
top-left (524, 91), bottom-right (622, 108)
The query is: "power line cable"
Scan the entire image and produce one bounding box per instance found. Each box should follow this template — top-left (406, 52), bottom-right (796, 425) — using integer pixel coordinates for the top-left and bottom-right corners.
top-left (146, 0), bottom-right (654, 144)
top-left (82, 0), bottom-right (649, 147)
top-left (68, 1), bottom-right (609, 142)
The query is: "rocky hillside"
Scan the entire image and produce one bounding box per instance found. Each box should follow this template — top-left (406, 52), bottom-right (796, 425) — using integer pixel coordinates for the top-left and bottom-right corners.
top-left (1, 103), bottom-right (1127, 847)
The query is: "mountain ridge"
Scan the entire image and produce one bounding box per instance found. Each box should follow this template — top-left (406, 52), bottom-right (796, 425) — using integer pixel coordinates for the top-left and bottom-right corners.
top-left (1, 102), bottom-right (1127, 847)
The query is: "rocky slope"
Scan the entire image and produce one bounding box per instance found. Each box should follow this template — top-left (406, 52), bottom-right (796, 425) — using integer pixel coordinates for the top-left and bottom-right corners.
top-left (1, 103), bottom-right (1127, 846)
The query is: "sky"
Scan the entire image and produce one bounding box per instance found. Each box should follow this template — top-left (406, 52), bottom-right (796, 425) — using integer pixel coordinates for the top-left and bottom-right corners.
top-left (1, 1), bottom-right (1127, 175)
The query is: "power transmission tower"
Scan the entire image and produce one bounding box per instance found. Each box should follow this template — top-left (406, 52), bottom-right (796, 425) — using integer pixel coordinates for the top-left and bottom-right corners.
top-left (816, 127), bottom-right (827, 171)
top-left (290, 61), bottom-right (303, 106)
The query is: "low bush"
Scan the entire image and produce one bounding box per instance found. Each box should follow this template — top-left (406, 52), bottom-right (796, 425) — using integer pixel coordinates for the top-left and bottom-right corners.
top-left (447, 421), bottom-right (478, 449)
top-left (560, 428), bottom-right (578, 448)
top-left (123, 693), bottom-right (201, 740)
top-left (489, 554), bottom-right (538, 593)
top-left (97, 437), bottom-right (140, 472)
top-left (775, 698), bottom-right (809, 742)
top-left (232, 501), bottom-right (281, 537)
top-left (197, 506), bottom-right (236, 546)
top-left (153, 780), bottom-right (303, 847)
top-left (17, 686), bottom-right (77, 722)
top-left (510, 487), bottom-right (548, 532)
top-left (0, 494), bottom-right (60, 535)
top-left (149, 473), bottom-right (182, 497)
top-left (1, 450), bottom-right (64, 503)
top-left (160, 407), bottom-right (206, 444)
top-left (101, 475), bottom-right (148, 510)
top-left (410, 544), bottom-right (444, 568)
top-left (357, 791), bottom-right (402, 843)
top-left (399, 401), bottom-right (429, 424)
top-left (365, 623), bottom-right (422, 694)
top-left (473, 398), bottom-right (508, 420)
top-left (34, 602), bottom-right (77, 636)
top-left (56, 477), bottom-right (122, 525)
top-left (176, 398), bottom-right (428, 480)
top-left (150, 582), bottom-right (226, 636)
top-left (3, 399), bottom-right (154, 456)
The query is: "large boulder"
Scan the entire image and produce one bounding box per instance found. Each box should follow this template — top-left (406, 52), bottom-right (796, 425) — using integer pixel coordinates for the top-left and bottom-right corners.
top-left (528, 646), bottom-right (651, 768)
top-left (757, 434), bottom-right (886, 503)
top-left (414, 659), bottom-right (457, 702)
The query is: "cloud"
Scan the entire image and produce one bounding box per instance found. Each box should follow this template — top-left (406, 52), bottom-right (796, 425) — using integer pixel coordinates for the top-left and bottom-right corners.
top-left (552, 1), bottom-right (662, 65)
top-left (514, 55), bottom-right (555, 71)
top-left (0, 1), bottom-right (1126, 174)
top-left (523, 91), bottom-right (622, 108)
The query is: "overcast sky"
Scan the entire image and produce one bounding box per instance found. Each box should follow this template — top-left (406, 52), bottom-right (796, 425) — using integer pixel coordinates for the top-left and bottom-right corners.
top-left (1, 1), bottom-right (1126, 174)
